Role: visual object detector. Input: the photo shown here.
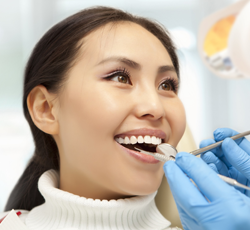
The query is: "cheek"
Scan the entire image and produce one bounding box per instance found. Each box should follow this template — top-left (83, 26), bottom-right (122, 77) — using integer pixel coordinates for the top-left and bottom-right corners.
top-left (165, 98), bottom-right (186, 146)
top-left (57, 85), bottom-right (130, 154)
top-left (56, 88), bottom-right (127, 177)
top-left (74, 88), bottom-right (128, 133)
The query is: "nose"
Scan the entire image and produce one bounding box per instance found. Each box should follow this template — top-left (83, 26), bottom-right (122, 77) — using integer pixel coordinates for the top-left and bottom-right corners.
top-left (133, 86), bottom-right (165, 120)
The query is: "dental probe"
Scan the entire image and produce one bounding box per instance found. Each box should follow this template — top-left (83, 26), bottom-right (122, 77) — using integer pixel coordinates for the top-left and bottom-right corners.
top-left (134, 146), bottom-right (250, 191)
top-left (134, 147), bottom-right (176, 162)
top-left (190, 130), bottom-right (250, 156)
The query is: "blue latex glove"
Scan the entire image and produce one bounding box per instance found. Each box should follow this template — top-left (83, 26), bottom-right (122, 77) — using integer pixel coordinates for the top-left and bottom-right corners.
top-left (164, 152), bottom-right (250, 230)
top-left (200, 128), bottom-right (250, 196)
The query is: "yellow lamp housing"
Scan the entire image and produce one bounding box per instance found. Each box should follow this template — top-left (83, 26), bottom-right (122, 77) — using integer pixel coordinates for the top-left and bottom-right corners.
top-left (198, 0), bottom-right (250, 78)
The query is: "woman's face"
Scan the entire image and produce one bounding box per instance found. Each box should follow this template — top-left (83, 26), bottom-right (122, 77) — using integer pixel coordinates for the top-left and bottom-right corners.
top-left (54, 22), bottom-right (186, 200)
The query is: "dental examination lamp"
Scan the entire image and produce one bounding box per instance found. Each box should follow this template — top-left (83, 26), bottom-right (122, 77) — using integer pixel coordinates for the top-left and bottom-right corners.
top-left (198, 0), bottom-right (250, 78)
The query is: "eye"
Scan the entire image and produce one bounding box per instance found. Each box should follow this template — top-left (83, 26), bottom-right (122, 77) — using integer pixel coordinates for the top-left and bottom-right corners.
top-left (104, 68), bottom-right (132, 85)
top-left (114, 75), bottom-right (130, 84)
top-left (159, 82), bottom-right (172, 91)
top-left (158, 78), bottom-right (179, 93)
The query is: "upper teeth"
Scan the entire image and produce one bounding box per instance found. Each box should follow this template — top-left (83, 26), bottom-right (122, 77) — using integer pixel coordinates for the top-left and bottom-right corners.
top-left (115, 135), bottom-right (162, 145)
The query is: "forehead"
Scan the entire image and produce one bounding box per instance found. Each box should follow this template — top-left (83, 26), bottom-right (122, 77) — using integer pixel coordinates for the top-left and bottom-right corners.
top-left (79, 21), bottom-right (173, 66)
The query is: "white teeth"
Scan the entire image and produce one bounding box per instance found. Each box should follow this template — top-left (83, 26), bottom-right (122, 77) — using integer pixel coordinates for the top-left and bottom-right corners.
top-left (152, 136), bottom-right (157, 145)
top-left (118, 137), bottom-right (124, 144)
top-left (138, 136), bottom-right (144, 143)
top-left (115, 135), bottom-right (162, 145)
top-left (124, 136), bottom-right (130, 144)
top-left (144, 135), bottom-right (151, 144)
top-left (130, 136), bottom-right (137, 144)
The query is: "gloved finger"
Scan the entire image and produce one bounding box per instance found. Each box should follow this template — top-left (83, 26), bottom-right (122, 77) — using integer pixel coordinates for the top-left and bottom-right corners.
top-left (166, 168), bottom-right (200, 230)
top-left (173, 201), bottom-right (191, 230)
top-left (214, 128), bottom-right (250, 155)
top-left (214, 128), bottom-right (239, 141)
top-left (201, 151), bottom-right (228, 175)
top-left (174, 202), bottom-right (199, 230)
top-left (199, 139), bottom-right (216, 154)
top-left (228, 167), bottom-right (248, 194)
top-left (200, 137), bottom-right (231, 166)
top-left (164, 160), bottom-right (208, 213)
top-left (246, 181), bottom-right (250, 197)
top-left (208, 163), bottom-right (219, 173)
top-left (164, 161), bottom-right (210, 228)
top-left (222, 138), bottom-right (250, 181)
top-left (175, 152), bottom-right (235, 202)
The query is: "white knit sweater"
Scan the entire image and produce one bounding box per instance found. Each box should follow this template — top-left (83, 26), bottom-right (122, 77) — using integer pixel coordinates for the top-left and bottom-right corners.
top-left (0, 170), bottom-right (181, 230)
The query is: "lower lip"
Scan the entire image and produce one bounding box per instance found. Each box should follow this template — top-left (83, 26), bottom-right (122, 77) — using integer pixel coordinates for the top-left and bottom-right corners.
top-left (116, 142), bottom-right (160, 164)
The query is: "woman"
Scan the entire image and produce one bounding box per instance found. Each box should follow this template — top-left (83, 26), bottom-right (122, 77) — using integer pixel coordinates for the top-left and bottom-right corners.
top-left (0, 6), bottom-right (185, 230)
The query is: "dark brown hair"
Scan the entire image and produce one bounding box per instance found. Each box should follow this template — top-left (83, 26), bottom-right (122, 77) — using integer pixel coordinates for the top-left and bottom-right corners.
top-left (5, 6), bottom-right (179, 211)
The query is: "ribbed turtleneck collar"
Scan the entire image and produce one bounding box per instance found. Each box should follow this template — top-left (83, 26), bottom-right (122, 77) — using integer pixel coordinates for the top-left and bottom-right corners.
top-left (25, 170), bottom-right (171, 230)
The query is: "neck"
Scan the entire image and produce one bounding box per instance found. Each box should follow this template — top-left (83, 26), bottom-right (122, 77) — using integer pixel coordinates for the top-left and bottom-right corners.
top-left (25, 170), bottom-right (171, 230)
top-left (59, 168), bottom-right (134, 200)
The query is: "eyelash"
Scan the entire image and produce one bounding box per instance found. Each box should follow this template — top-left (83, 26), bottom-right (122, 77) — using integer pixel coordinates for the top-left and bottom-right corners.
top-left (104, 67), bottom-right (132, 84)
top-left (104, 67), bottom-right (179, 93)
top-left (159, 77), bottom-right (179, 93)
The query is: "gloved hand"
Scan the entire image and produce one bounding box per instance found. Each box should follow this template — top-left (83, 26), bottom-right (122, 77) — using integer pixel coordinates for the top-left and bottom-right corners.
top-left (164, 152), bottom-right (250, 230)
top-left (200, 128), bottom-right (250, 196)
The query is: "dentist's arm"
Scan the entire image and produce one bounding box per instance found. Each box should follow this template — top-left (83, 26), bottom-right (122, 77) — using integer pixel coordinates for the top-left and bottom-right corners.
top-left (163, 152), bottom-right (250, 230)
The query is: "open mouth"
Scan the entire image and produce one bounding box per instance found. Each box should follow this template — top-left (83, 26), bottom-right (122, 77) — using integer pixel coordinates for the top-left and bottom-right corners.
top-left (115, 135), bottom-right (163, 153)
top-left (115, 134), bottom-right (165, 163)
top-left (120, 143), bottom-right (157, 153)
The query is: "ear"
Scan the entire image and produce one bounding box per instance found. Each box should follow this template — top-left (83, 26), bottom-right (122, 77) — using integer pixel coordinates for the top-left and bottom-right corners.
top-left (27, 85), bottom-right (59, 135)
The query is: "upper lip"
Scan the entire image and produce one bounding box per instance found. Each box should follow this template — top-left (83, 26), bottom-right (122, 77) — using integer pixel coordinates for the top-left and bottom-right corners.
top-left (115, 128), bottom-right (166, 140)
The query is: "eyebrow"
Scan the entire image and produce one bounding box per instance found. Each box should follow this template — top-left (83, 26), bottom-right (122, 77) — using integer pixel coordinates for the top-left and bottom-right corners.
top-left (97, 56), bottom-right (177, 74)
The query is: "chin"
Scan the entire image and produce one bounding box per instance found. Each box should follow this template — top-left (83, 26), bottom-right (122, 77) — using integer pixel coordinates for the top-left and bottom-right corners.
top-left (122, 176), bottom-right (163, 196)
top-left (130, 186), bottom-right (160, 196)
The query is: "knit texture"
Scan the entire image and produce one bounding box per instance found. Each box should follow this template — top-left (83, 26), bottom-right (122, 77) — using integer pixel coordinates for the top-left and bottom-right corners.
top-left (24, 170), bottom-right (171, 230)
top-left (0, 210), bottom-right (29, 230)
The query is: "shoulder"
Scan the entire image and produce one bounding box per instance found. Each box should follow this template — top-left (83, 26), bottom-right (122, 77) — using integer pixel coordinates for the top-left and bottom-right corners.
top-left (0, 209), bottom-right (29, 223)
